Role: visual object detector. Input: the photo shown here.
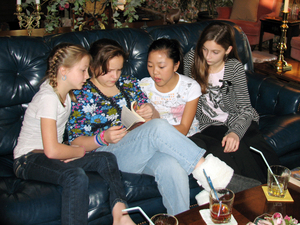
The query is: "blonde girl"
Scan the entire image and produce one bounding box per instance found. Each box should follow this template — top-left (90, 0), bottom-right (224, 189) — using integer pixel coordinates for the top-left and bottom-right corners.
top-left (13, 43), bottom-right (135, 225)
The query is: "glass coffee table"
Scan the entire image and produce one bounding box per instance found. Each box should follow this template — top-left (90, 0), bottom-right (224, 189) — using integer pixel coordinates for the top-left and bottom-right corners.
top-left (175, 184), bottom-right (300, 224)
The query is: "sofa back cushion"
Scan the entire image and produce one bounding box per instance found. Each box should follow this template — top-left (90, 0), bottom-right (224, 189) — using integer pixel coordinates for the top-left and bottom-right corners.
top-left (146, 21), bottom-right (253, 71)
top-left (0, 37), bottom-right (49, 157)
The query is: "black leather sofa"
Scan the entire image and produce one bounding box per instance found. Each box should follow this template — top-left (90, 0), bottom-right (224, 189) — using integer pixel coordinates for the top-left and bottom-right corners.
top-left (1, 20), bottom-right (300, 225)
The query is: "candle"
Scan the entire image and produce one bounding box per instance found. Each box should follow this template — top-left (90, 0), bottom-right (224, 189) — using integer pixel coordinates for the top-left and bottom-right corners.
top-left (17, 0), bottom-right (21, 5)
top-left (283, 0), bottom-right (289, 12)
top-left (35, 0), bottom-right (40, 4)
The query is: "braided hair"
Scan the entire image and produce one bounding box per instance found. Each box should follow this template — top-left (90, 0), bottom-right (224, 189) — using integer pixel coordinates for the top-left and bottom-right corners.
top-left (45, 43), bottom-right (91, 105)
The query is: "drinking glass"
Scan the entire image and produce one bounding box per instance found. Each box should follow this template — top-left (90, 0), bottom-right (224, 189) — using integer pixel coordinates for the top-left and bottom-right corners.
top-left (268, 165), bottom-right (291, 198)
top-left (150, 213), bottom-right (178, 225)
top-left (209, 188), bottom-right (235, 224)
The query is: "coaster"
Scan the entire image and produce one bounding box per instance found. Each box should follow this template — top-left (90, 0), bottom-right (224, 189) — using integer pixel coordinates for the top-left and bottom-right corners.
top-left (199, 209), bottom-right (237, 225)
top-left (262, 186), bottom-right (294, 202)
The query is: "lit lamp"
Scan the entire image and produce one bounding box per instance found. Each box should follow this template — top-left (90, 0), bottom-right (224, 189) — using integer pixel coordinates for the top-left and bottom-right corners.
top-left (274, 0), bottom-right (292, 73)
top-left (14, 0), bottom-right (43, 36)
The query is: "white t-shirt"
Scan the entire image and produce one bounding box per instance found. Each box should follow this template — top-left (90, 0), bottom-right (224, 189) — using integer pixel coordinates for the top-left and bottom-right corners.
top-left (140, 74), bottom-right (201, 137)
top-left (202, 67), bottom-right (229, 122)
top-left (14, 80), bottom-right (71, 159)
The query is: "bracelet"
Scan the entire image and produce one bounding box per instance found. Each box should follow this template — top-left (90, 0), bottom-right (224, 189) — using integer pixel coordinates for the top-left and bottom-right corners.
top-left (94, 135), bottom-right (102, 147)
top-left (94, 131), bottom-right (108, 146)
top-left (100, 131), bottom-right (108, 146)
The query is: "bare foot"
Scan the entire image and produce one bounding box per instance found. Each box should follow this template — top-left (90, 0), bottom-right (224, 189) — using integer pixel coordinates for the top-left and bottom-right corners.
top-left (112, 202), bottom-right (136, 225)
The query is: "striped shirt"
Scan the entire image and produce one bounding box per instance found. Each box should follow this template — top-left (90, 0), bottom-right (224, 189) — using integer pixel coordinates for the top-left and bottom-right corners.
top-left (183, 49), bottom-right (259, 140)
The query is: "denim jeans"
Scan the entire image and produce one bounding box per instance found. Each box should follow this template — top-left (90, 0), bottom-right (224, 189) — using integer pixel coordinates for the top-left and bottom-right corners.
top-left (13, 151), bottom-right (127, 225)
top-left (96, 119), bottom-right (206, 215)
top-left (142, 152), bottom-right (190, 215)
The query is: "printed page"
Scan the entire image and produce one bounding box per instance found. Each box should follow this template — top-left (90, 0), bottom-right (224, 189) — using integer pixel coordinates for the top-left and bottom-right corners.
top-left (121, 103), bottom-right (145, 130)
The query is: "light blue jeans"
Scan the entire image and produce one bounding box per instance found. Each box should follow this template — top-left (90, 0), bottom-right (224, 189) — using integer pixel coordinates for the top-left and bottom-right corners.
top-left (96, 119), bottom-right (205, 215)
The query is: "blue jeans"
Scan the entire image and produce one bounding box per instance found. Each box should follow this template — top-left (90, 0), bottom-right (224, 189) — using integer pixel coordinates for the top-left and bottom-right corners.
top-left (13, 151), bottom-right (127, 225)
top-left (96, 119), bottom-right (206, 215)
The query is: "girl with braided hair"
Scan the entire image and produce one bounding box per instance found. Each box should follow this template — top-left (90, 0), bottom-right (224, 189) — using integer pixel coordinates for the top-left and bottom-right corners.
top-left (13, 43), bottom-right (136, 225)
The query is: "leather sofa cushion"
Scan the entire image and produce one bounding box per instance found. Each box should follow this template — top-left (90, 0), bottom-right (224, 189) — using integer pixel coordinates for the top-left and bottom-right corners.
top-left (247, 72), bottom-right (300, 116)
top-left (0, 155), bottom-right (14, 177)
top-left (259, 114), bottom-right (300, 156)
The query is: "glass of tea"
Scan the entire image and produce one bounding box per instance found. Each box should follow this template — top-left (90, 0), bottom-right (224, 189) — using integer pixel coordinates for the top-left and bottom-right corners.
top-left (209, 188), bottom-right (235, 224)
top-left (151, 213), bottom-right (178, 225)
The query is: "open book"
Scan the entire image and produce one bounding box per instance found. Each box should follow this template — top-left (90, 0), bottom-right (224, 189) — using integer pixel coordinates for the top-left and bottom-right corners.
top-left (121, 101), bottom-right (145, 131)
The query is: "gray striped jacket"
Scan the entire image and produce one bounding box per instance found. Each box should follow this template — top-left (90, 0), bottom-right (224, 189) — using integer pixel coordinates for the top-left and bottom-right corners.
top-left (183, 49), bottom-right (259, 140)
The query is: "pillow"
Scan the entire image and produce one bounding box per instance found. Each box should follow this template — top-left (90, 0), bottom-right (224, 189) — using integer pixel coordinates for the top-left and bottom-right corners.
top-left (230, 0), bottom-right (260, 22)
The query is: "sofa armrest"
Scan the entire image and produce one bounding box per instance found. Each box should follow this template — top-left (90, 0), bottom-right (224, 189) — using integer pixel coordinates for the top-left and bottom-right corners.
top-left (216, 6), bottom-right (232, 19)
top-left (247, 71), bottom-right (300, 116)
top-left (260, 114), bottom-right (300, 157)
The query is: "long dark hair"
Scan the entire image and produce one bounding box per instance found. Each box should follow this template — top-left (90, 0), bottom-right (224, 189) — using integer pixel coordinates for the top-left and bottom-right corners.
top-left (192, 22), bottom-right (240, 94)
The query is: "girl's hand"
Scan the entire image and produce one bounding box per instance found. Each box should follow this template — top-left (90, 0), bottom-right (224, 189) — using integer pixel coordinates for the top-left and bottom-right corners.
top-left (222, 132), bottom-right (240, 153)
top-left (136, 103), bottom-right (159, 120)
top-left (104, 126), bottom-right (127, 144)
top-left (62, 157), bottom-right (81, 163)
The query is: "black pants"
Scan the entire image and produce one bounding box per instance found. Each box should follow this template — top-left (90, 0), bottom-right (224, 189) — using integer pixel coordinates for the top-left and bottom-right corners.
top-left (189, 121), bottom-right (280, 183)
top-left (13, 151), bottom-right (127, 225)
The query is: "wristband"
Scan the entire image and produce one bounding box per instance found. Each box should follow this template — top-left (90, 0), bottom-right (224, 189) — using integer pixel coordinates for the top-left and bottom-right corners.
top-left (94, 131), bottom-right (108, 146)
top-left (94, 135), bottom-right (102, 147)
top-left (100, 131), bottom-right (108, 146)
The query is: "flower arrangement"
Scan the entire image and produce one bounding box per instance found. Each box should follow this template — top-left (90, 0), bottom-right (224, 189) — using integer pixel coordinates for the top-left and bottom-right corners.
top-left (247, 213), bottom-right (299, 225)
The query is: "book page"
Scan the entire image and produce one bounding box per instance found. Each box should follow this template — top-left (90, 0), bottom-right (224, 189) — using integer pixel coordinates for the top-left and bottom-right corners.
top-left (121, 102), bottom-right (145, 130)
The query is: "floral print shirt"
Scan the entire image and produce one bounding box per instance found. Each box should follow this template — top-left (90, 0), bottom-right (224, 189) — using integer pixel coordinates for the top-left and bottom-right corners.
top-left (67, 75), bottom-right (149, 143)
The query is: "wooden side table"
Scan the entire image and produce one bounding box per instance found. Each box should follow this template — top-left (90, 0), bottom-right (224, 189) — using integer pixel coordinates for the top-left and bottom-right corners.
top-left (259, 17), bottom-right (300, 58)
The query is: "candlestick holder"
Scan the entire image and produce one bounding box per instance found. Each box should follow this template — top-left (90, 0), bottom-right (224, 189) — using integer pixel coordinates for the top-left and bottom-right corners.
top-left (14, 3), bottom-right (44, 36)
top-left (273, 11), bottom-right (292, 73)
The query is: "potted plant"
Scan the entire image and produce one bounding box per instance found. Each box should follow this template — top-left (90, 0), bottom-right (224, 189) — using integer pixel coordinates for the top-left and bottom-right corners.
top-left (22, 0), bottom-right (145, 33)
